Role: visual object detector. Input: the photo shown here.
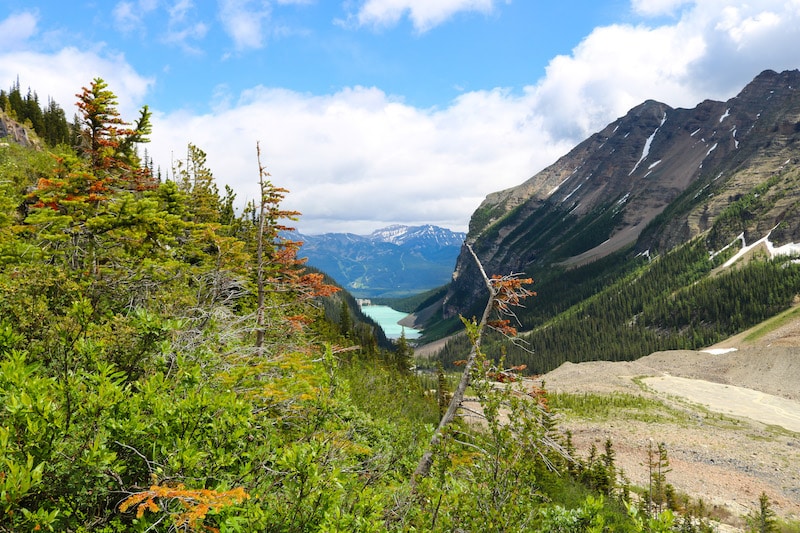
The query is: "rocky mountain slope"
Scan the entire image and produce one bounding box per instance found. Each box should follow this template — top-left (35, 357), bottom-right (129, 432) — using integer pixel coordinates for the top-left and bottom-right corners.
top-left (0, 110), bottom-right (39, 148)
top-left (295, 224), bottom-right (465, 298)
top-left (445, 69), bottom-right (800, 317)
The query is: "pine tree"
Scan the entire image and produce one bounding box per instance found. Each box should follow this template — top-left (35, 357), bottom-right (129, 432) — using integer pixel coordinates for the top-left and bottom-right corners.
top-left (647, 440), bottom-right (673, 516)
top-left (339, 299), bottom-right (352, 338)
top-left (394, 328), bottom-right (414, 370)
top-left (74, 77), bottom-right (153, 191)
top-left (747, 492), bottom-right (778, 533)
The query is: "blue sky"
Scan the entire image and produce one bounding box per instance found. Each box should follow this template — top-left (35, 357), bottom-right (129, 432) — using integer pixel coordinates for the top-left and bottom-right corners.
top-left (1, 1), bottom-right (799, 234)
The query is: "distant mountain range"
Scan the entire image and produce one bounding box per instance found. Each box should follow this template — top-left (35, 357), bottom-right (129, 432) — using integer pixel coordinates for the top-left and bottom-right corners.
top-left (293, 224), bottom-right (466, 298)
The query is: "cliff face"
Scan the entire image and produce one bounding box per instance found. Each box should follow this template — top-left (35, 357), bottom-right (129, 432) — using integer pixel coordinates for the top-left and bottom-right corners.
top-left (0, 111), bottom-right (40, 148)
top-left (445, 69), bottom-right (800, 317)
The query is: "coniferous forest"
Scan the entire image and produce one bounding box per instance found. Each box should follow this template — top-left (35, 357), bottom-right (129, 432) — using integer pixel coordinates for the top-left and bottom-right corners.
top-left (433, 225), bottom-right (800, 374)
top-left (0, 79), bottom-right (778, 531)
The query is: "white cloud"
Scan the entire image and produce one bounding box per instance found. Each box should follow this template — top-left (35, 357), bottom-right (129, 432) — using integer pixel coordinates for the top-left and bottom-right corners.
top-left (218, 0), bottom-right (272, 50)
top-left (0, 12), bottom-right (39, 49)
top-left (149, 85), bottom-right (569, 233)
top-left (525, 0), bottom-right (800, 144)
top-left (165, 0), bottom-right (209, 51)
top-left (0, 47), bottom-right (154, 119)
top-left (113, 1), bottom-right (159, 33)
top-left (529, 23), bottom-right (706, 142)
top-left (350, 0), bottom-right (502, 32)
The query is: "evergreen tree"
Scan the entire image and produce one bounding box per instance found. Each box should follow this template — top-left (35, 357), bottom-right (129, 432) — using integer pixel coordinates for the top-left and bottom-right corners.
top-left (74, 77), bottom-right (153, 190)
top-left (23, 89), bottom-right (44, 133)
top-left (339, 298), bottom-right (352, 338)
top-left (747, 492), bottom-right (779, 533)
top-left (42, 97), bottom-right (70, 146)
top-left (394, 328), bottom-right (414, 370)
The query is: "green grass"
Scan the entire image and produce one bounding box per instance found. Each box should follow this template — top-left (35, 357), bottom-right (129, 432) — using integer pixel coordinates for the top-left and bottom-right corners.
top-left (743, 304), bottom-right (800, 342)
top-left (548, 391), bottom-right (691, 424)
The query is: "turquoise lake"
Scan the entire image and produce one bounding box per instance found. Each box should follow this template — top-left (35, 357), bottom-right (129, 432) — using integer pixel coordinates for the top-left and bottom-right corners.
top-left (359, 305), bottom-right (421, 339)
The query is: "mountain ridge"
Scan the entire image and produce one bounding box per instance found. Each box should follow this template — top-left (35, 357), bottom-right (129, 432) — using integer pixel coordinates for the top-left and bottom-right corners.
top-left (445, 69), bottom-right (800, 318)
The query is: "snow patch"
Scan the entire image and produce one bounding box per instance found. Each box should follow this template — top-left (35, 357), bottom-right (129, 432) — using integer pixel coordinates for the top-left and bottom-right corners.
top-left (629, 113), bottom-right (667, 176)
top-left (648, 160), bottom-right (661, 170)
top-left (690, 128), bottom-right (701, 137)
top-left (701, 348), bottom-right (738, 355)
top-left (720, 226), bottom-right (800, 268)
top-left (706, 143), bottom-right (718, 156)
top-left (562, 182), bottom-right (583, 202)
top-left (548, 176), bottom-right (572, 197)
top-left (718, 108), bottom-right (730, 123)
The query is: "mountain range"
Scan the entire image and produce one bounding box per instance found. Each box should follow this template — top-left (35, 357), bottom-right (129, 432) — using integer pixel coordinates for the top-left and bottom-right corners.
top-left (441, 69), bottom-right (800, 320)
top-left (293, 224), bottom-right (466, 298)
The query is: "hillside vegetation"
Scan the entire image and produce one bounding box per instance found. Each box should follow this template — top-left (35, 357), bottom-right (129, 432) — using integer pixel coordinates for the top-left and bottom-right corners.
top-left (0, 79), bottom-right (734, 532)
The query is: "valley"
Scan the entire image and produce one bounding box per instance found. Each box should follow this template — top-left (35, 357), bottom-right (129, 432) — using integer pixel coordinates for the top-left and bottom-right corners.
top-left (294, 224), bottom-right (465, 298)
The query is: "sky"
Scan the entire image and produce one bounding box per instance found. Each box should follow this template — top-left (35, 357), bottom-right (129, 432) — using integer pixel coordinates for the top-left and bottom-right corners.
top-left (1, 1), bottom-right (799, 234)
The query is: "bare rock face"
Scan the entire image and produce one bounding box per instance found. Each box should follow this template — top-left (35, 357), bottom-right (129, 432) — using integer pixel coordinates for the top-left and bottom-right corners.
top-left (0, 111), bottom-right (40, 148)
top-left (445, 69), bottom-right (800, 318)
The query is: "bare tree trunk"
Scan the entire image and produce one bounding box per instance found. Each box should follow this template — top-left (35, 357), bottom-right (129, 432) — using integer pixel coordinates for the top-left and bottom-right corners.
top-left (411, 244), bottom-right (496, 484)
top-left (255, 142), bottom-right (267, 353)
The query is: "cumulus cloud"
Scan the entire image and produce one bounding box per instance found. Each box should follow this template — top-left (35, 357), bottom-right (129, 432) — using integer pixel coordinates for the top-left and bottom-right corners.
top-left (684, 1), bottom-right (800, 95)
top-left (349, 0), bottom-right (503, 32)
top-left (0, 11), bottom-right (39, 49)
top-left (218, 0), bottom-right (272, 50)
top-left (529, 23), bottom-right (706, 142)
top-left (0, 46), bottom-right (154, 119)
top-left (525, 0), bottom-right (800, 144)
top-left (149, 85), bottom-right (569, 233)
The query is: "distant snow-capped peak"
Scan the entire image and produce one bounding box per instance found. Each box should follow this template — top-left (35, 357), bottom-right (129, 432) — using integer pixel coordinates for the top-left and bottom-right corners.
top-left (370, 225), bottom-right (465, 246)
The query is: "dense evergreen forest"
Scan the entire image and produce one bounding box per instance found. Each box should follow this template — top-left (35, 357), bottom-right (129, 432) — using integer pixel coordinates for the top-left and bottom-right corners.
top-left (432, 214), bottom-right (800, 375)
top-left (0, 78), bottom-right (753, 531)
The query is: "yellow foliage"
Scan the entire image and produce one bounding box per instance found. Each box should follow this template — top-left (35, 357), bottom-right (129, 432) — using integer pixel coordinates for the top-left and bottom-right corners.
top-left (119, 483), bottom-right (249, 531)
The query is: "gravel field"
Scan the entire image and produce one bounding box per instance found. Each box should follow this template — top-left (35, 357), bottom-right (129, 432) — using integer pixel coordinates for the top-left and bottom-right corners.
top-left (538, 342), bottom-right (800, 529)
top-left (420, 308), bottom-right (800, 529)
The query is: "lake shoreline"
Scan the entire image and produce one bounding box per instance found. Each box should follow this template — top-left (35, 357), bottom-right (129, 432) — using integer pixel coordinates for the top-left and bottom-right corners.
top-left (360, 304), bottom-right (422, 339)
